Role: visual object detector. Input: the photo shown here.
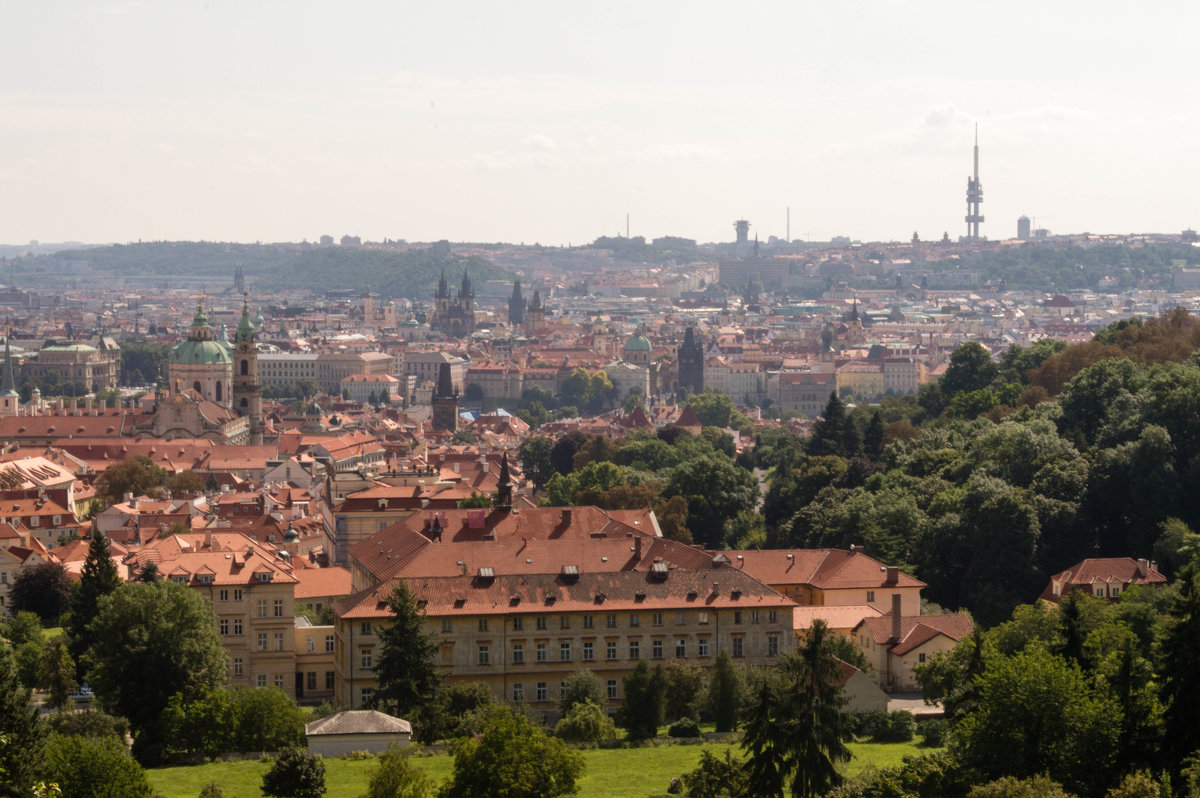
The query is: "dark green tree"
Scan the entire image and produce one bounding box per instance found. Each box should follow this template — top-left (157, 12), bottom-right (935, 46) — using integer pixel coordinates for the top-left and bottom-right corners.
top-left (941, 342), bottom-right (999, 398)
top-left (10, 561), bottom-right (72, 624)
top-left (742, 620), bottom-right (851, 798)
top-left (549, 431), bottom-right (588, 476)
top-left (951, 646), bottom-right (1119, 795)
top-left (441, 707), bottom-right (584, 798)
top-left (559, 668), bottom-right (606, 717)
top-left (808, 393), bottom-right (850, 458)
top-left (369, 581), bottom-right (442, 723)
top-left (518, 436), bottom-right (555, 493)
top-left (232, 686), bottom-right (306, 753)
top-left (707, 650), bottom-right (743, 733)
top-left (262, 747), bottom-right (326, 798)
top-left (864, 410), bottom-right (886, 460)
top-left (0, 641), bottom-right (45, 798)
top-left (663, 454), bottom-right (758, 549)
top-left (85, 581), bottom-right (229, 763)
top-left (41, 636), bottom-right (78, 711)
top-left (663, 660), bottom-right (707, 722)
top-left (95, 455), bottom-right (167, 504)
top-left (67, 529), bottom-right (122, 676)
top-left (1162, 563), bottom-right (1200, 774)
top-left (619, 660), bottom-right (667, 739)
top-left (690, 392), bottom-right (736, 428)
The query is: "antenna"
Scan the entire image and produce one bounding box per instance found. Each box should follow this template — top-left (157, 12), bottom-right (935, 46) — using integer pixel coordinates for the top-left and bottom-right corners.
top-left (787, 207), bottom-right (790, 242)
top-left (626, 213), bottom-right (630, 239)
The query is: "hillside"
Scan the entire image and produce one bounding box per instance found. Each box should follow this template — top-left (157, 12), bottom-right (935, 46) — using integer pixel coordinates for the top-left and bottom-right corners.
top-left (12, 242), bottom-right (515, 300)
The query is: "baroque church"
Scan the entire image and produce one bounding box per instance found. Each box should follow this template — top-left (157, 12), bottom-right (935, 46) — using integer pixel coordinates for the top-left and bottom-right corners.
top-left (153, 299), bottom-right (264, 444)
top-left (430, 270), bottom-right (475, 338)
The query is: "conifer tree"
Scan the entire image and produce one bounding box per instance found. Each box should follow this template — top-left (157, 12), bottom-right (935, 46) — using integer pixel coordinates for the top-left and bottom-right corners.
top-left (67, 529), bottom-right (122, 676)
top-left (369, 581), bottom-right (442, 722)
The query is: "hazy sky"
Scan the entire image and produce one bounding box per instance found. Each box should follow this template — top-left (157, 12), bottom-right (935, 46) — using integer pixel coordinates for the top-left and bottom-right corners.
top-left (2, 1), bottom-right (1197, 247)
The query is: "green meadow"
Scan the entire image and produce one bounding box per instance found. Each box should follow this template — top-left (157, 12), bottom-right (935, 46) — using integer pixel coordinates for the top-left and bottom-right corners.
top-left (146, 739), bottom-right (930, 798)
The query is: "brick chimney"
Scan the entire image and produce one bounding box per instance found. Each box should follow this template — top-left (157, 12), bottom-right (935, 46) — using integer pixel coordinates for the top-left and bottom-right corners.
top-left (891, 593), bottom-right (902, 642)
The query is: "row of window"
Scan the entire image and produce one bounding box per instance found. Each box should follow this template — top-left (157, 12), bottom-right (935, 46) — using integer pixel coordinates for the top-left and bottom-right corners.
top-left (458, 609), bottom-right (779, 634)
top-left (218, 588), bottom-right (284, 602)
top-left (478, 635), bottom-right (776, 665)
top-left (512, 679), bottom-right (620, 703)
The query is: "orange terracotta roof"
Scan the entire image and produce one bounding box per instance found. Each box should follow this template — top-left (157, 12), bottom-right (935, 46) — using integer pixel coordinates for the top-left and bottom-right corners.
top-left (335, 565), bottom-right (795, 621)
top-left (859, 613), bottom-right (974, 654)
top-left (295, 566), bottom-right (353, 599)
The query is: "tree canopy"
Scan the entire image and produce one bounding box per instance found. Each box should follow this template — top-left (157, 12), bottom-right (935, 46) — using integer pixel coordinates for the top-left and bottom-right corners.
top-left (85, 580), bottom-right (229, 763)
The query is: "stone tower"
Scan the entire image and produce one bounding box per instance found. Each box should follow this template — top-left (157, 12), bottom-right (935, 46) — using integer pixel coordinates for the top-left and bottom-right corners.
top-left (508, 280), bottom-right (526, 326)
top-left (0, 337), bottom-right (19, 418)
top-left (232, 297), bottom-right (264, 445)
top-left (677, 326), bottom-right (704, 394)
top-left (431, 361), bottom-right (459, 432)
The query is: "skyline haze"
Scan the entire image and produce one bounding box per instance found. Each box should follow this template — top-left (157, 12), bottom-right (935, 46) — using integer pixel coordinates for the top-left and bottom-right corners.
top-left (2, 1), bottom-right (1197, 247)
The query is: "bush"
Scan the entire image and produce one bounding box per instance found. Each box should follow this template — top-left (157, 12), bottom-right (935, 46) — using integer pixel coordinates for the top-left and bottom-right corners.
top-left (918, 718), bottom-right (949, 748)
top-left (365, 744), bottom-right (432, 798)
top-left (45, 709), bottom-right (130, 742)
top-left (44, 732), bottom-right (153, 798)
top-left (681, 749), bottom-right (749, 798)
top-left (262, 747), bottom-right (326, 798)
top-left (198, 784), bottom-right (224, 798)
top-left (554, 699), bottom-right (617, 745)
top-left (967, 775), bottom-right (1075, 798)
top-left (850, 710), bottom-right (888, 739)
top-left (874, 710), bottom-right (917, 743)
top-left (668, 717), bottom-right (701, 738)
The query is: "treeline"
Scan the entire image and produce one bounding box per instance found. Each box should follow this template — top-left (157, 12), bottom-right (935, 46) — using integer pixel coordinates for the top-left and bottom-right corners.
top-left (25, 241), bottom-right (516, 299)
top-left (926, 241), bottom-right (1199, 292)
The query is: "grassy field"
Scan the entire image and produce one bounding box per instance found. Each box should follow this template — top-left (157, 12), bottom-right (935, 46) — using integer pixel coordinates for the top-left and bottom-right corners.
top-left (146, 739), bottom-right (931, 798)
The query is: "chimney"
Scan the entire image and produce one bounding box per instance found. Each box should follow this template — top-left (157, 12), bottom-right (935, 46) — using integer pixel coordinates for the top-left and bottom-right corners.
top-left (561, 509), bottom-right (572, 527)
top-left (1136, 558), bottom-right (1149, 578)
top-left (891, 593), bottom-right (902, 642)
top-left (99, 398), bottom-right (107, 414)
top-left (885, 566), bottom-right (898, 584)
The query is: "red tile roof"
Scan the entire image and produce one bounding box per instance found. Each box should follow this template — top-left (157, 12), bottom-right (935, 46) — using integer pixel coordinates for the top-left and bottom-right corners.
top-left (859, 613), bottom-right (974, 654)
top-left (335, 564), bottom-right (796, 621)
top-left (729, 548), bottom-right (925, 590)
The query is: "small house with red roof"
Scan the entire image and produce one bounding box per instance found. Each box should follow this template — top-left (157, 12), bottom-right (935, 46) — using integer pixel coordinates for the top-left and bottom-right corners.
top-left (1041, 557), bottom-right (1167, 602)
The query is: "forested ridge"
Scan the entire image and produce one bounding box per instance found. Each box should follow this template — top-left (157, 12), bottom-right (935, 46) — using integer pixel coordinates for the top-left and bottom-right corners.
top-left (8, 242), bottom-right (514, 298)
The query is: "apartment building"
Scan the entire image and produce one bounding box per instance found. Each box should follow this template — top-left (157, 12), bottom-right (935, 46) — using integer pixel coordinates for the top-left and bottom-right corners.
top-left (333, 565), bottom-right (796, 716)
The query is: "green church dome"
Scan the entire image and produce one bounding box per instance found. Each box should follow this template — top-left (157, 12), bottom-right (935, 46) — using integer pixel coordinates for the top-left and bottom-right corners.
top-left (625, 334), bottom-right (651, 352)
top-left (170, 339), bottom-right (232, 365)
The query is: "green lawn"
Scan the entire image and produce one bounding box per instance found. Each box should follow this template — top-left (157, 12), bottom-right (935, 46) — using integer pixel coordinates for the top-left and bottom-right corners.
top-left (146, 740), bottom-right (932, 798)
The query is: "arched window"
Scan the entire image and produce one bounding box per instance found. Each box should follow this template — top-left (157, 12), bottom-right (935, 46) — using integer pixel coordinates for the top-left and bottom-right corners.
top-left (215, 381), bottom-right (223, 402)
top-left (241, 360), bottom-right (248, 376)
top-left (240, 398), bottom-right (248, 409)
top-left (193, 381), bottom-right (202, 395)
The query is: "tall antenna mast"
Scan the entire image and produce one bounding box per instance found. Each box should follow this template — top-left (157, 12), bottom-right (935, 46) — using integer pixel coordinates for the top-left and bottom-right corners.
top-left (964, 124), bottom-right (985, 240)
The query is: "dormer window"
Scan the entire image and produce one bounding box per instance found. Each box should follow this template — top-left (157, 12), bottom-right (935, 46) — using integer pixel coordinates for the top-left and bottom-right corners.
top-left (257, 572), bottom-right (273, 583)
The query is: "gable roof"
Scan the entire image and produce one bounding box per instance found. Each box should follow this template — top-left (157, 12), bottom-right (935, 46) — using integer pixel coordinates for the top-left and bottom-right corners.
top-left (859, 612), bottom-right (974, 654)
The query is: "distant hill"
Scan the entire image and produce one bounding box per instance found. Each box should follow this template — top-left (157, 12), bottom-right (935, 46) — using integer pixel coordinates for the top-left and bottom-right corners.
top-left (27, 242), bottom-right (514, 299)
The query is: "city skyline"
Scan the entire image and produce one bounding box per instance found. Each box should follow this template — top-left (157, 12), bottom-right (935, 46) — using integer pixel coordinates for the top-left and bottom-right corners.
top-left (1, 1), bottom-right (1197, 247)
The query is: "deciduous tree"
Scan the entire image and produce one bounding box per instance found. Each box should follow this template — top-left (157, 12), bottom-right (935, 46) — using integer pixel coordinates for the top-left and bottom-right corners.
top-left (441, 707), bottom-right (583, 798)
top-left (85, 581), bottom-right (228, 764)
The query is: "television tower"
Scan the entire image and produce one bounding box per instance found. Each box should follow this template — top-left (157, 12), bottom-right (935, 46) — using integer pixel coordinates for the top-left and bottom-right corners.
top-left (965, 125), bottom-right (984, 240)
